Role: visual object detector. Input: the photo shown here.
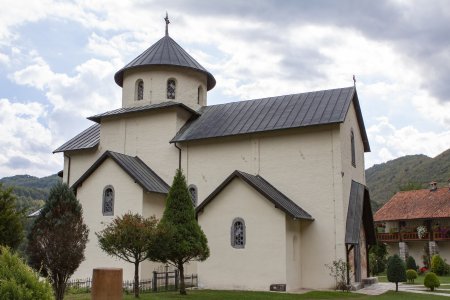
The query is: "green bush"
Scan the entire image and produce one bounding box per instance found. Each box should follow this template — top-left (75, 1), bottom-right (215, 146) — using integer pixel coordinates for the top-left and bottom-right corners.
top-left (406, 256), bottom-right (417, 271)
top-left (431, 254), bottom-right (447, 275)
top-left (406, 269), bottom-right (418, 283)
top-left (0, 246), bottom-right (53, 300)
top-left (424, 272), bottom-right (440, 291)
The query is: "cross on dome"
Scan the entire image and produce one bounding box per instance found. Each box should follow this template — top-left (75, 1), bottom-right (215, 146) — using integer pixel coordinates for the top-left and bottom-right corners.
top-left (164, 12), bottom-right (170, 36)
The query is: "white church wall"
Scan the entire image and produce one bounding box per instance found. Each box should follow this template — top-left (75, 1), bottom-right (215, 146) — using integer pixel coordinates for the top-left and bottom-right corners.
top-left (197, 177), bottom-right (286, 291)
top-left (285, 218), bottom-right (301, 291)
top-left (99, 109), bottom-right (181, 184)
top-left (122, 66), bottom-right (207, 109)
top-left (63, 149), bottom-right (101, 186)
top-left (73, 158), bottom-right (144, 281)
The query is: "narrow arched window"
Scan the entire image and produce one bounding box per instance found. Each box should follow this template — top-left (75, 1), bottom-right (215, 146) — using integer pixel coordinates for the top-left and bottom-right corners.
top-left (197, 86), bottom-right (203, 105)
top-left (231, 218), bottom-right (246, 249)
top-left (102, 185), bottom-right (114, 216)
top-left (351, 129), bottom-right (356, 167)
top-left (167, 79), bottom-right (176, 99)
top-left (188, 184), bottom-right (198, 207)
top-left (136, 79), bottom-right (144, 100)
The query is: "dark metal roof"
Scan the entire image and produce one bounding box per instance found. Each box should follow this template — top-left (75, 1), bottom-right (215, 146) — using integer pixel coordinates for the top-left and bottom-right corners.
top-left (345, 180), bottom-right (376, 245)
top-left (114, 36), bottom-right (216, 90)
top-left (172, 87), bottom-right (370, 152)
top-left (53, 124), bottom-right (100, 153)
top-left (71, 151), bottom-right (170, 194)
top-left (87, 101), bottom-right (199, 123)
top-left (196, 170), bottom-right (314, 220)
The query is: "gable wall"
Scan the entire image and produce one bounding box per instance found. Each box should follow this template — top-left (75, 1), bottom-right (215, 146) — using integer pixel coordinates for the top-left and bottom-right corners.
top-left (63, 149), bottom-right (102, 186)
top-left (185, 125), bottom-right (344, 289)
top-left (197, 178), bottom-right (287, 290)
top-left (73, 158), bottom-right (144, 280)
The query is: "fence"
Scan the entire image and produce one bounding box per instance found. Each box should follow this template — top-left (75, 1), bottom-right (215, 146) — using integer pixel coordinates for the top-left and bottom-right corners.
top-left (67, 271), bottom-right (198, 294)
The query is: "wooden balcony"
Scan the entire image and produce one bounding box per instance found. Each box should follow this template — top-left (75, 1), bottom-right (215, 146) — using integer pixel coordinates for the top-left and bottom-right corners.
top-left (376, 232), bottom-right (399, 242)
top-left (376, 231), bottom-right (450, 242)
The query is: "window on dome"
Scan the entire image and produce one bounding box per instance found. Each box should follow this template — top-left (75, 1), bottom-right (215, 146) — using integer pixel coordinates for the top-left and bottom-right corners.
top-left (167, 79), bottom-right (176, 99)
top-left (231, 218), bottom-right (245, 249)
top-left (197, 86), bottom-right (203, 104)
top-left (136, 79), bottom-right (144, 100)
top-left (102, 185), bottom-right (114, 216)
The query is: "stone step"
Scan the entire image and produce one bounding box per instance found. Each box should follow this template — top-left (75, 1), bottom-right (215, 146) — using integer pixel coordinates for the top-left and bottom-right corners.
top-left (362, 277), bottom-right (379, 286)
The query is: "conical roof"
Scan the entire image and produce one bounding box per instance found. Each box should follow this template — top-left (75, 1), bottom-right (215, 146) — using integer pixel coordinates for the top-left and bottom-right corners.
top-left (114, 36), bottom-right (216, 90)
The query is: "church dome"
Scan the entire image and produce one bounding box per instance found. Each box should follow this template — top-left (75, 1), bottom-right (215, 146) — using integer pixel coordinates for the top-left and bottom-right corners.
top-left (114, 35), bottom-right (216, 91)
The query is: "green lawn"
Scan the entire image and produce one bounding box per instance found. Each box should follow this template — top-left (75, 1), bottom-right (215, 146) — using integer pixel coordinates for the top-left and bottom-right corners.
top-left (65, 290), bottom-right (450, 300)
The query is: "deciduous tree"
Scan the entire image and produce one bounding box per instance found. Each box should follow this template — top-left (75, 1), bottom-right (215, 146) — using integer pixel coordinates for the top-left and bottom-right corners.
top-left (0, 183), bottom-right (24, 249)
top-left (96, 213), bottom-right (158, 298)
top-left (27, 182), bottom-right (89, 300)
top-left (150, 169), bottom-right (209, 295)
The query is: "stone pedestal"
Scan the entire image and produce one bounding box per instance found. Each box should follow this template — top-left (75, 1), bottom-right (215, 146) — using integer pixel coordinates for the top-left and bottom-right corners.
top-left (91, 268), bottom-right (123, 300)
top-left (399, 242), bottom-right (408, 261)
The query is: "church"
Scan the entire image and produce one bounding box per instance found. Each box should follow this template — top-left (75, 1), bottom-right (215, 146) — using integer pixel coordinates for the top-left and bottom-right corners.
top-left (54, 16), bottom-right (376, 291)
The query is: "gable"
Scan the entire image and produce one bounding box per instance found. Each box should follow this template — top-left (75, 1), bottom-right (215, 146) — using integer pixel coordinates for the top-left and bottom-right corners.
top-left (196, 170), bottom-right (313, 220)
top-left (71, 151), bottom-right (170, 194)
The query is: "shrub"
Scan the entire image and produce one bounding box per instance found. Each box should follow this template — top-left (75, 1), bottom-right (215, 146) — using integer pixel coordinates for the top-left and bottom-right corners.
top-left (419, 266), bottom-right (428, 275)
top-left (325, 259), bottom-right (348, 291)
top-left (406, 269), bottom-right (418, 283)
top-left (406, 256), bottom-right (417, 271)
top-left (424, 272), bottom-right (440, 291)
top-left (431, 254), bottom-right (447, 275)
top-left (387, 254), bottom-right (406, 292)
top-left (0, 246), bottom-right (53, 299)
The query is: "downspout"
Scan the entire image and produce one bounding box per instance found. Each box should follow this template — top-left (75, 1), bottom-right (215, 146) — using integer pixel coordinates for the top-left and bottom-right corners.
top-left (64, 154), bottom-right (71, 186)
top-left (174, 142), bottom-right (181, 170)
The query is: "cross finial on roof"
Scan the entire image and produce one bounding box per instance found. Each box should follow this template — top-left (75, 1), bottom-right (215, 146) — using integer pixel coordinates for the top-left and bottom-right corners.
top-left (353, 74), bottom-right (356, 87)
top-left (164, 12), bottom-right (170, 36)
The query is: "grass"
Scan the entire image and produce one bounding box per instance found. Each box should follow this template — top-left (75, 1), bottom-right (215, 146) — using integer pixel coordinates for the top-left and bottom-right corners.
top-left (65, 290), bottom-right (450, 300)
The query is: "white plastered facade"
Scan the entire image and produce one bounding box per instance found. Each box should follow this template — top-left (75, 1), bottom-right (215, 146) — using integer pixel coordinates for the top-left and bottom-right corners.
top-left (57, 38), bottom-right (371, 290)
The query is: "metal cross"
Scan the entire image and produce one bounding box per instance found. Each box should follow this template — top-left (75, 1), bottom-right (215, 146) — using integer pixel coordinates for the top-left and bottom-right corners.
top-left (164, 12), bottom-right (170, 36)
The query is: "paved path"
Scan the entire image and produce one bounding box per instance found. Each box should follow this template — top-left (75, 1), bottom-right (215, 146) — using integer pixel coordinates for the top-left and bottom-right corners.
top-left (356, 282), bottom-right (450, 297)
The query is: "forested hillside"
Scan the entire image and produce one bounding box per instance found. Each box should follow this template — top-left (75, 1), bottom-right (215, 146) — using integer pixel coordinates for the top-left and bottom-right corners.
top-left (0, 174), bottom-right (60, 213)
top-left (366, 148), bottom-right (450, 212)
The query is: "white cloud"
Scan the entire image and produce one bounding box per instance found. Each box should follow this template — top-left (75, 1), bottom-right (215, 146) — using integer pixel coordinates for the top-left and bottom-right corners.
top-left (366, 116), bottom-right (450, 167)
top-left (0, 98), bottom-right (60, 177)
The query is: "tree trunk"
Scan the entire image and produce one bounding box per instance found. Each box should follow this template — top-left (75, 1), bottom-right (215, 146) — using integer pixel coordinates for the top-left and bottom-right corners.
top-left (179, 262), bottom-right (186, 295)
top-left (134, 261), bottom-right (140, 298)
top-left (54, 279), bottom-right (66, 300)
top-left (395, 282), bottom-right (398, 292)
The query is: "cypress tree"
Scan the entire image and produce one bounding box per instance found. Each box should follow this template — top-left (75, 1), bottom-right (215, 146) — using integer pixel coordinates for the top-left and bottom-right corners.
top-left (387, 254), bottom-right (406, 292)
top-left (150, 169), bottom-right (209, 295)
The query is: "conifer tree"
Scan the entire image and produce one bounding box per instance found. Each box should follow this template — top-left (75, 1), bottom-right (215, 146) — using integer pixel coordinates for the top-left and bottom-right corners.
top-left (387, 254), bottom-right (406, 292)
top-left (150, 169), bottom-right (209, 295)
top-left (0, 183), bottom-right (24, 249)
top-left (27, 182), bottom-right (89, 300)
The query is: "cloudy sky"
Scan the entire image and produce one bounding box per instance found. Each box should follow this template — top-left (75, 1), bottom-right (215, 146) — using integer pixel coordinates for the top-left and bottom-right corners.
top-left (1, 0), bottom-right (449, 178)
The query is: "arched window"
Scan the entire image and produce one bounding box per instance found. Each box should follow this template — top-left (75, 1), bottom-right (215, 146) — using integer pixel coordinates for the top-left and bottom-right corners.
top-left (167, 79), bottom-right (176, 99)
top-left (188, 184), bottom-right (198, 207)
top-left (231, 218), bottom-right (246, 249)
top-left (197, 86), bottom-right (203, 105)
top-left (351, 129), bottom-right (356, 167)
top-left (136, 79), bottom-right (144, 100)
top-left (102, 185), bottom-right (114, 216)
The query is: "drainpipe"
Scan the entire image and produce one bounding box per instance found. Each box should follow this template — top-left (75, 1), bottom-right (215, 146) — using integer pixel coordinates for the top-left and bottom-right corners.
top-left (174, 142), bottom-right (181, 170)
top-left (64, 154), bottom-right (71, 186)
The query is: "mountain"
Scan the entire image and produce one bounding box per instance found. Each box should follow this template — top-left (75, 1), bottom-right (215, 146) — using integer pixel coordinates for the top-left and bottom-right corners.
top-left (0, 174), bottom-right (60, 213)
top-left (366, 149), bottom-right (450, 212)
